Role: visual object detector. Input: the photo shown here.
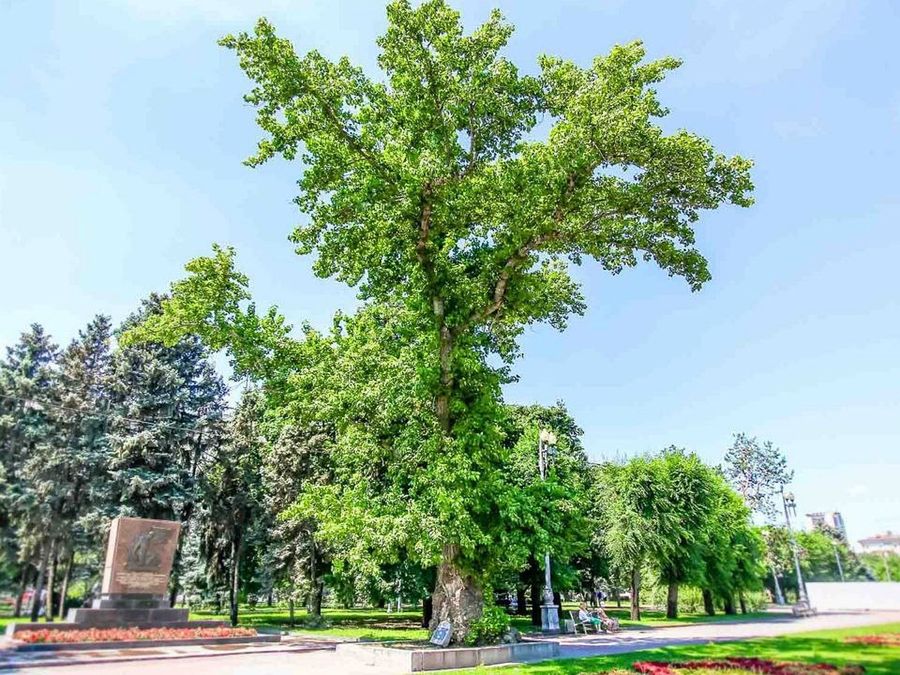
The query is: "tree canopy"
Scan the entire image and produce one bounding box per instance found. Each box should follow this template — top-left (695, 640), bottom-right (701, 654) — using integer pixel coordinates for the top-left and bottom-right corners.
top-left (121, 0), bottom-right (753, 638)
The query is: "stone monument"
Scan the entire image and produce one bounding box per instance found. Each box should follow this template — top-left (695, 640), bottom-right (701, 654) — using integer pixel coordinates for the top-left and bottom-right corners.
top-left (66, 517), bottom-right (189, 626)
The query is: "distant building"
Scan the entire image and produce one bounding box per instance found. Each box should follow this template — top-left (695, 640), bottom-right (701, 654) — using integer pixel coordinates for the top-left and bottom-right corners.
top-left (806, 511), bottom-right (847, 539)
top-left (859, 531), bottom-right (900, 554)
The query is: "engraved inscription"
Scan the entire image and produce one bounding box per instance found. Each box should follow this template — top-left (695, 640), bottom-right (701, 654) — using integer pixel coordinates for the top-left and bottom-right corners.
top-left (114, 571), bottom-right (168, 591)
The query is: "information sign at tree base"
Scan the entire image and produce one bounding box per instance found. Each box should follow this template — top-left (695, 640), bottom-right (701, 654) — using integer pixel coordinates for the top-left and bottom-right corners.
top-left (429, 621), bottom-right (452, 647)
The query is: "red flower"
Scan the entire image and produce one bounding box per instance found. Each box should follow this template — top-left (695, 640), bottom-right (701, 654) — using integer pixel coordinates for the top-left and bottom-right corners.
top-left (844, 635), bottom-right (900, 647)
top-left (15, 626), bottom-right (258, 644)
top-left (630, 657), bottom-right (860, 674)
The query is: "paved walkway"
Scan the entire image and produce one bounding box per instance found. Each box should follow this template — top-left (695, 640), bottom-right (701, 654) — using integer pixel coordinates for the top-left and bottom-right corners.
top-left (2, 610), bottom-right (898, 674)
top-left (550, 609), bottom-right (900, 659)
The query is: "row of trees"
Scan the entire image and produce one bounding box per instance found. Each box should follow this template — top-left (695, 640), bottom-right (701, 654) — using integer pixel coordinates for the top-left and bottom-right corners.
top-left (0, 310), bottom-right (878, 635)
top-left (3, 1), bottom-right (884, 641)
top-left (0, 304), bottom-right (226, 622)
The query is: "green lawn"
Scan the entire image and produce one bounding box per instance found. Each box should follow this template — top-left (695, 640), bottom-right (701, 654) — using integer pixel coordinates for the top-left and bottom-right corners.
top-left (186, 604), bottom-right (775, 641)
top-left (459, 622), bottom-right (900, 675)
top-left (190, 606), bottom-right (430, 641)
top-left (0, 604), bottom-right (778, 642)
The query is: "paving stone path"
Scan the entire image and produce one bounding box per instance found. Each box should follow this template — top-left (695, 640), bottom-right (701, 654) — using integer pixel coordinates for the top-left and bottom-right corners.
top-left (1, 610), bottom-right (898, 674)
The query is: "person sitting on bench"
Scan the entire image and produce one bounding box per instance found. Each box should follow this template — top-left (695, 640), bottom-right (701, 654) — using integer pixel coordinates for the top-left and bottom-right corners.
top-left (578, 602), bottom-right (602, 632)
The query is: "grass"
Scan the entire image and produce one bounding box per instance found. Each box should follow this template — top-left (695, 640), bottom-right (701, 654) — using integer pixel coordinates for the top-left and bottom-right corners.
top-left (457, 622), bottom-right (900, 675)
top-left (190, 606), bottom-right (430, 641)
top-left (0, 603), bottom-right (777, 641)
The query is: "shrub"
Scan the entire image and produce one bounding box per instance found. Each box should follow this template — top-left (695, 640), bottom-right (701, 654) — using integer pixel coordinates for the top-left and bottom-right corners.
top-left (464, 603), bottom-right (509, 646)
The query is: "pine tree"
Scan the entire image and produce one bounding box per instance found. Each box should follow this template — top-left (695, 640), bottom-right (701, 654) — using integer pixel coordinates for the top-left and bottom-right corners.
top-left (0, 324), bottom-right (60, 619)
top-left (50, 315), bottom-right (115, 618)
top-left (105, 296), bottom-right (227, 603)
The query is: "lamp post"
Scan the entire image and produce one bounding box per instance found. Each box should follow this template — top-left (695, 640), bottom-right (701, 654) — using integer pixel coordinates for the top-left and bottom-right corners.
top-left (832, 541), bottom-right (845, 582)
top-left (538, 429), bottom-right (560, 633)
top-left (781, 489), bottom-right (808, 604)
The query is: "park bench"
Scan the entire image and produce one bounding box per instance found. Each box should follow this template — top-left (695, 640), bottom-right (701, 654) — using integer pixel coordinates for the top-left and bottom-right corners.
top-left (569, 610), bottom-right (598, 634)
top-left (791, 601), bottom-right (817, 617)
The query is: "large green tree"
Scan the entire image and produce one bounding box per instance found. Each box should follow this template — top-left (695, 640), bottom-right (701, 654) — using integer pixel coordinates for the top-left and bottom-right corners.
top-left (126, 0), bottom-right (752, 637)
top-left (0, 325), bottom-right (60, 620)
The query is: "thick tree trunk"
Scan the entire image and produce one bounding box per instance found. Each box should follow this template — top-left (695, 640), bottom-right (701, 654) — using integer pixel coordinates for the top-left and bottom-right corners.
top-left (288, 597), bottom-right (295, 627)
top-left (429, 545), bottom-right (482, 643)
top-left (630, 567), bottom-right (641, 621)
top-left (30, 542), bottom-right (50, 622)
top-left (308, 537), bottom-right (324, 617)
top-left (58, 550), bottom-right (73, 621)
top-left (739, 592), bottom-right (747, 615)
top-left (516, 586), bottom-right (528, 616)
top-left (13, 564), bottom-right (30, 617)
top-left (666, 581), bottom-right (679, 619)
top-left (422, 596), bottom-right (433, 628)
top-left (702, 589), bottom-right (716, 616)
top-left (45, 544), bottom-right (57, 622)
top-left (267, 589), bottom-right (273, 607)
top-left (723, 594), bottom-right (736, 615)
top-left (615, 587), bottom-right (622, 608)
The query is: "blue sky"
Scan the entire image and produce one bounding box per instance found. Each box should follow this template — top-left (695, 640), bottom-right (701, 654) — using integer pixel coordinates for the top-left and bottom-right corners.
top-left (1, 0), bottom-right (898, 545)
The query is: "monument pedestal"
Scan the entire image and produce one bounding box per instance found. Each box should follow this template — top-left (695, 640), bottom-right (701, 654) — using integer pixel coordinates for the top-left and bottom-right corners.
top-left (66, 591), bottom-right (190, 627)
top-left (541, 603), bottom-right (560, 634)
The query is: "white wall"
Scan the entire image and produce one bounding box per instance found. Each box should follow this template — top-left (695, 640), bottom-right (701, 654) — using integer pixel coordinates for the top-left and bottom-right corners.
top-left (807, 582), bottom-right (900, 611)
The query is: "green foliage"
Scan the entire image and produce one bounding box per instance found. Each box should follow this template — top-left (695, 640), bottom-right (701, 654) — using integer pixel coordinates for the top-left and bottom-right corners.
top-left (123, 0), bottom-right (753, 635)
top-left (464, 602), bottom-right (510, 646)
top-left (860, 551), bottom-right (900, 582)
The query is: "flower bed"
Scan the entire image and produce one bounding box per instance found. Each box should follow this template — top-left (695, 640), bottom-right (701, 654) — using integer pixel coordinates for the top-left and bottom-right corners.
top-left (15, 626), bottom-right (258, 644)
top-left (844, 634), bottom-right (900, 647)
top-left (632, 657), bottom-right (864, 675)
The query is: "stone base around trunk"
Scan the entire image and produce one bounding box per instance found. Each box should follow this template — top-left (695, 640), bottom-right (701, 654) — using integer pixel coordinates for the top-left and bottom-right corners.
top-left (336, 640), bottom-right (560, 672)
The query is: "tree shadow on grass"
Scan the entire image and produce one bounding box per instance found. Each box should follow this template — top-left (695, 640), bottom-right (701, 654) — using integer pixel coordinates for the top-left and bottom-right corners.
top-left (502, 636), bottom-right (900, 675)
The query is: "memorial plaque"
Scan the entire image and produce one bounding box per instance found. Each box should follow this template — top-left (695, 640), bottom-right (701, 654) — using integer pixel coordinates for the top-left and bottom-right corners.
top-left (101, 517), bottom-right (180, 596)
top-left (429, 620), bottom-right (453, 647)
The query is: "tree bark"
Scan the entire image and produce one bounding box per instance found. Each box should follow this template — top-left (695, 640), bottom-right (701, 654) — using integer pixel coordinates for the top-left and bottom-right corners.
top-left (288, 597), bottom-right (295, 627)
top-left (308, 537), bottom-right (324, 617)
top-left (739, 592), bottom-right (747, 615)
top-left (13, 564), bottom-right (30, 617)
top-left (723, 594), bottom-right (736, 615)
top-left (229, 534), bottom-right (242, 627)
top-left (422, 596), bottom-right (433, 628)
top-left (429, 545), bottom-right (483, 643)
top-left (516, 586), bottom-right (528, 616)
top-left (615, 586), bottom-right (622, 608)
top-left (30, 542), bottom-right (50, 622)
top-left (58, 550), bottom-right (73, 621)
top-left (666, 580), bottom-right (678, 619)
top-left (45, 543), bottom-right (57, 622)
top-left (702, 588), bottom-right (715, 616)
top-left (630, 567), bottom-right (641, 621)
